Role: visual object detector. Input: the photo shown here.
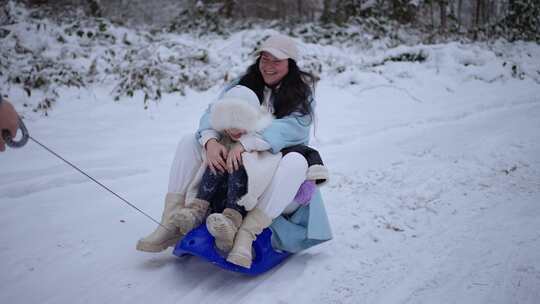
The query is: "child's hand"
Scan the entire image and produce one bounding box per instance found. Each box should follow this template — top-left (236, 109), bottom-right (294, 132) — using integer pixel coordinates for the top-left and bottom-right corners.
top-left (205, 139), bottom-right (228, 174)
top-left (227, 143), bottom-right (245, 173)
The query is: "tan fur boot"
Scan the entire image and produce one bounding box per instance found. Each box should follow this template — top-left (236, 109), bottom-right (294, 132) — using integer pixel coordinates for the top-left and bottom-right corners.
top-left (136, 193), bottom-right (185, 252)
top-left (226, 208), bottom-right (272, 268)
top-left (170, 198), bottom-right (210, 234)
top-left (206, 208), bottom-right (243, 253)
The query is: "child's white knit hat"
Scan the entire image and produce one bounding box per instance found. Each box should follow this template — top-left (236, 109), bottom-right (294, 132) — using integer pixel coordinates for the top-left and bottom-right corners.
top-left (210, 85), bottom-right (272, 133)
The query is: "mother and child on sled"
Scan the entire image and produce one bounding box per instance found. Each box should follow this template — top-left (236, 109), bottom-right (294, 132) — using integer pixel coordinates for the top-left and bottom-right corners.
top-left (137, 34), bottom-right (332, 269)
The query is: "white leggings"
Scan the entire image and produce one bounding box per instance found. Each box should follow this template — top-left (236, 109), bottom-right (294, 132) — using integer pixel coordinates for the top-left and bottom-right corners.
top-left (167, 135), bottom-right (308, 218)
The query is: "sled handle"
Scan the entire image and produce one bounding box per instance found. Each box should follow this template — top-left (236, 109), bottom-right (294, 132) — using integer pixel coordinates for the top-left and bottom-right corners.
top-left (2, 116), bottom-right (29, 148)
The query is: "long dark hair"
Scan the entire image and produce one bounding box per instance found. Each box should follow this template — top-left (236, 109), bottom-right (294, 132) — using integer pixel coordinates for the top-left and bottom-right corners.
top-left (238, 57), bottom-right (316, 121)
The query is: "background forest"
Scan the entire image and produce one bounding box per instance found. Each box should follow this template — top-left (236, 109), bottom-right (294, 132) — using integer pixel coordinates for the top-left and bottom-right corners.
top-left (17, 0), bottom-right (540, 41)
top-left (1, 0), bottom-right (538, 112)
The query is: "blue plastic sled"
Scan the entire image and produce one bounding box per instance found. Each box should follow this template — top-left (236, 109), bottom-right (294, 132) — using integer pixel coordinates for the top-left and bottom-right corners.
top-left (173, 224), bottom-right (291, 275)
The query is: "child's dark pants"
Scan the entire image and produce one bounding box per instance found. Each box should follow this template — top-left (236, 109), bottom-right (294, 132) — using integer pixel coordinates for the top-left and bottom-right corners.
top-left (196, 166), bottom-right (248, 216)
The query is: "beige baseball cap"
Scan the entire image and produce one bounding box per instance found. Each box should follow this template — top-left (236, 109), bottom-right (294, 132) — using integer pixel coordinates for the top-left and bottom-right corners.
top-left (258, 34), bottom-right (299, 62)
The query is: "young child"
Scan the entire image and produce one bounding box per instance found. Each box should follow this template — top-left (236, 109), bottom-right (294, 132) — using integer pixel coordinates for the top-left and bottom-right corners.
top-left (171, 85), bottom-right (278, 252)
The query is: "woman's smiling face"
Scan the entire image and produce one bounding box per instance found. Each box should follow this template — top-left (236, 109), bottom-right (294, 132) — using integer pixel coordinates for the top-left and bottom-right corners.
top-left (259, 51), bottom-right (289, 86)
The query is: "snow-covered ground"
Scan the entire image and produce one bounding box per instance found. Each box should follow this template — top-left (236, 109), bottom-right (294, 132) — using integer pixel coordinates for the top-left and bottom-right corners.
top-left (1, 9), bottom-right (540, 303)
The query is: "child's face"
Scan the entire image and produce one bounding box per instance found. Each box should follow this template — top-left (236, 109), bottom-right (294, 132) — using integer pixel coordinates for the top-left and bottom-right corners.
top-left (225, 128), bottom-right (247, 141)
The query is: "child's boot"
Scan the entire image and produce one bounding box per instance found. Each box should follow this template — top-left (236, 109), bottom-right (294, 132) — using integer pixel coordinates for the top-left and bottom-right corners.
top-left (226, 208), bottom-right (272, 268)
top-left (171, 198), bottom-right (210, 234)
top-left (206, 208), bottom-right (243, 252)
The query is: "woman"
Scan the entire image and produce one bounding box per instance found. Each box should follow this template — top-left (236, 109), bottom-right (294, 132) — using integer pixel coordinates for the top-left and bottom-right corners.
top-left (136, 34), bottom-right (332, 268)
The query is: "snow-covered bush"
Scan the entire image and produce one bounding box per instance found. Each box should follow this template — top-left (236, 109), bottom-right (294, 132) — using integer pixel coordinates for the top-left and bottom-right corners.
top-left (0, 2), bottom-right (232, 112)
top-left (2, 1), bottom-right (539, 115)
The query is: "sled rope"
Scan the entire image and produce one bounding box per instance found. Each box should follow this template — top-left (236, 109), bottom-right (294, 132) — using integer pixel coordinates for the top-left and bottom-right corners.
top-left (28, 135), bottom-right (173, 233)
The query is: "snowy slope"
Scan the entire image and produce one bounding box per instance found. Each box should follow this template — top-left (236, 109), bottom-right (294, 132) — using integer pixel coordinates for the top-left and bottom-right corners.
top-left (1, 16), bottom-right (540, 304)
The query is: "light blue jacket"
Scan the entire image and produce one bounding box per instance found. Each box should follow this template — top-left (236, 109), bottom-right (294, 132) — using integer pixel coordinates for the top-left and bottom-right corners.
top-left (195, 81), bottom-right (332, 253)
top-left (196, 81), bottom-right (312, 153)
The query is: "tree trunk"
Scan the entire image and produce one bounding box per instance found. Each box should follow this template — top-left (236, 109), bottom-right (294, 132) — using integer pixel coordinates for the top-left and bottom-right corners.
top-left (27, 0), bottom-right (49, 5)
top-left (457, 0), bottom-right (463, 30)
top-left (484, 0), bottom-right (489, 24)
top-left (343, 0), bottom-right (360, 20)
top-left (475, 0), bottom-right (481, 26)
top-left (223, 0), bottom-right (235, 19)
top-left (88, 0), bottom-right (102, 18)
top-left (321, 0), bottom-right (332, 23)
top-left (487, 0), bottom-right (495, 37)
top-left (439, 0), bottom-right (447, 32)
top-left (392, 0), bottom-right (399, 22)
top-left (430, 0), bottom-right (435, 29)
top-left (509, 0), bottom-right (516, 14)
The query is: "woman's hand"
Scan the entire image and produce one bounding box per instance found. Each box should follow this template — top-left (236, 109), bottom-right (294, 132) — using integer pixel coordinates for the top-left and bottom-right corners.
top-left (0, 100), bottom-right (19, 152)
top-left (205, 139), bottom-right (228, 174)
top-left (227, 143), bottom-right (245, 173)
